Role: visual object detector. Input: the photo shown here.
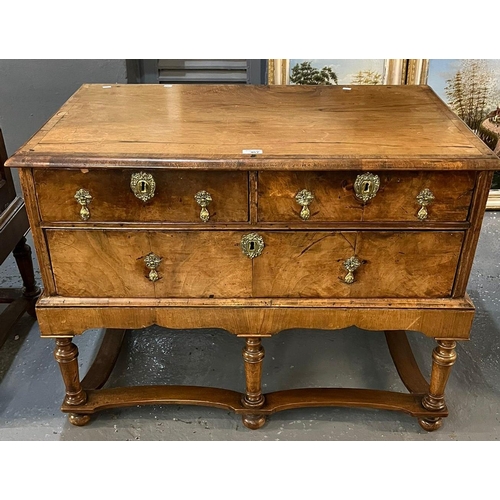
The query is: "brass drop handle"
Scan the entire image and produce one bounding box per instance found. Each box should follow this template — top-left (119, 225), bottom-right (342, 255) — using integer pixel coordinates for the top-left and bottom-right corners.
top-left (74, 189), bottom-right (92, 220)
top-left (144, 252), bottom-right (162, 282)
top-left (194, 190), bottom-right (212, 222)
top-left (354, 173), bottom-right (380, 202)
top-left (343, 256), bottom-right (361, 284)
top-left (416, 188), bottom-right (435, 220)
top-left (241, 233), bottom-right (265, 259)
top-left (131, 172), bottom-right (156, 202)
top-left (295, 189), bottom-right (314, 220)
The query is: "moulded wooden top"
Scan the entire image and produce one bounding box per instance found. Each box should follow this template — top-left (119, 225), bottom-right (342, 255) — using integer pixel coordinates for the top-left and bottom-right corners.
top-left (6, 83), bottom-right (500, 170)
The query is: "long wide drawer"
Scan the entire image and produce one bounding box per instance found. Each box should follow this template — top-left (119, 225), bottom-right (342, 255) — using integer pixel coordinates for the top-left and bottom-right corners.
top-left (34, 169), bottom-right (249, 223)
top-left (258, 171), bottom-right (476, 222)
top-left (46, 229), bottom-right (463, 299)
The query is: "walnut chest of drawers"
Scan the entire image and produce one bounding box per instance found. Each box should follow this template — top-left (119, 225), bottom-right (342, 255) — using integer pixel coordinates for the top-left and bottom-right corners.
top-left (7, 84), bottom-right (500, 430)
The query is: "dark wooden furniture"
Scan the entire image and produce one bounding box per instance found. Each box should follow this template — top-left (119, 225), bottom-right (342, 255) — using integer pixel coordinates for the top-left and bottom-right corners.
top-left (0, 129), bottom-right (40, 349)
top-left (6, 84), bottom-right (499, 430)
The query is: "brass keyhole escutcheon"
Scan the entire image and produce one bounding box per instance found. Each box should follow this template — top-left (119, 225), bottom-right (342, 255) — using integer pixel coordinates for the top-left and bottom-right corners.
top-left (194, 190), bottom-right (212, 222)
top-left (74, 188), bottom-right (92, 220)
top-left (131, 172), bottom-right (156, 202)
top-left (354, 173), bottom-right (380, 203)
top-left (241, 233), bottom-right (264, 259)
top-left (295, 189), bottom-right (314, 220)
top-left (144, 252), bottom-right (162, 282)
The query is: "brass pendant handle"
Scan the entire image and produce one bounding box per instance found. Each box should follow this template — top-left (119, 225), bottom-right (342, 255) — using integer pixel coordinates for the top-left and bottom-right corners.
top-left (131, 172), bottom-right (156, 202)
top-left (295, 189), bottom-right (314, 220)
top-left (241, 233), bottom-right (265, 259)
top-left (194, 190), bottom-right (212, 222)
top-left (416, 188), bottom-right (435, 220)
top-left (354, 173), bottom-right (380, 202)
top-left (144, 252), bottom-right (162, 282)
top-left (74, 189), bottom-right (92, 220)
top-left (343, 256), bottom-right (361, 284)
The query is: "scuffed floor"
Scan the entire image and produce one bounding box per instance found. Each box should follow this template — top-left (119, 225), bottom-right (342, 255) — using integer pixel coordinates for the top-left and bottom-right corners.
top-left (0, 213), bottom-right (499, 441)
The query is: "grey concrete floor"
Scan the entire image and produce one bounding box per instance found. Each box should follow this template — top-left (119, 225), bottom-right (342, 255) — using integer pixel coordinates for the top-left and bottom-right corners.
top-left (0, 213), bottom-right (499, 441)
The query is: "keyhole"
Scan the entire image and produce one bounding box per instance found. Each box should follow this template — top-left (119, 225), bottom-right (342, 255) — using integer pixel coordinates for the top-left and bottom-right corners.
top-left (249, 241), bottom-right (255, 251)
top-left (363, 181), bottom-right (371, 193)
top-left (140, 180), bottom-right (147, 193)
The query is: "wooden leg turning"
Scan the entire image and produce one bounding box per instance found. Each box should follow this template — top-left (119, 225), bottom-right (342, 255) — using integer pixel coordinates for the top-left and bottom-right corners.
top-left (241, 337), bottom-right (266, 430)
top-left (54, 338), bottom-right (90, 426)
top-left (12, 237), bottom-right (41, 317)
top-left (418, 340), bottom-right (457, 431)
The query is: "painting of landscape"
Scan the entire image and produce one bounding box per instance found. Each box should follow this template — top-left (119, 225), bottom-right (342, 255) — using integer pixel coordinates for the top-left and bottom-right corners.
top-left (427, 59), bottom-right (500, 189)
top-left (288, 59), bottom-right (387, 86)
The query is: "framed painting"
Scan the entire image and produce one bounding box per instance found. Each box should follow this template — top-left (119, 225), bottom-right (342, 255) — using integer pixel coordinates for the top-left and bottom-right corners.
top-left (268, 59), bottom-right (407, 86)
top-left (408, 59), bottom-right (500, 210)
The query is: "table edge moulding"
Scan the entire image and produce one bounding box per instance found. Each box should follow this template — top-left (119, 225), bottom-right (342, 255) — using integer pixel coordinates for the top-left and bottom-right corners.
top-left (6, 83), bottom-right (499, 431)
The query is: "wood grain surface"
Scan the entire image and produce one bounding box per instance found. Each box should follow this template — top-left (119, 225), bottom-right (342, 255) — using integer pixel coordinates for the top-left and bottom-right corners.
top-left (36, 300), bottom-right (475, 339)
top-left (46, 230), bottom-right (253, 298)
top-left (252, 231), bottom-right (464, 298)
top-left (45, 229), bottom-right (463, 299)
top-left (34, 169), bottom-right (249, 222)
top-left (6, 84), bottom-right (500, 170)
top-left (258, 170), bottom-right (476, 222)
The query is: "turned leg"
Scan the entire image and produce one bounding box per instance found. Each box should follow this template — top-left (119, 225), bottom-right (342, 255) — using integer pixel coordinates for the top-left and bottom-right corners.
top-left (241, 337), bottom-right (266, 429)
top-left (419, 339), bottom-right (457, 431)
top-left (13, 236), bottom-right (41, 317)
top-left (54, 337), bottom-right (90, 426)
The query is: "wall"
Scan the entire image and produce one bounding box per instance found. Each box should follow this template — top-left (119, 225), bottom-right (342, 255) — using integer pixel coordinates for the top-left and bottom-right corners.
top-left (0, 59), bottom-right (127, 192)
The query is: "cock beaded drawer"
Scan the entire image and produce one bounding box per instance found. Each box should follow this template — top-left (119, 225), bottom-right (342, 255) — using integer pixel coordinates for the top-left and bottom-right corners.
top-left (6, 84), bottom-right (499, 431)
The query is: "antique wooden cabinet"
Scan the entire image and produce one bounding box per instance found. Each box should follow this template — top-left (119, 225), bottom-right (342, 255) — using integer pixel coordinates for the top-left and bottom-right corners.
top-left (6, 84), bottom-right (499, 430)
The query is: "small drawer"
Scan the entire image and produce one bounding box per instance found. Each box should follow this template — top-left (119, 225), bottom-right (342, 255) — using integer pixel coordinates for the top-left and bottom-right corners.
top-left (46, 230), bottom-right (253, 298)
top-left (257, 171), bottom-right (476, 223)
top-left (34, 169), bottom-right (249, 223)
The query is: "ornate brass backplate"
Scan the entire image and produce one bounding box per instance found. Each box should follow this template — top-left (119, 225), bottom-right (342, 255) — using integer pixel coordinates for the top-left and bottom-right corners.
top-left (74, 188), bottom-right (92, 220)
top-left (194, 190), bottom-right (212, 222)
top-left (416, 188), bottom-right (435, 220)
top-left (295, 189), bottom-right (314, 220)
top-left (354, 173), bottom-right (380, 203)
top-left (131, 172), bottom-right (156, 202)
top-left (241, 233), bottom-right (265, 259)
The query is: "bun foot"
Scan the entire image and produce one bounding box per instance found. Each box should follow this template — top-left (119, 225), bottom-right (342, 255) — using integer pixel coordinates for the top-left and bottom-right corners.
top-left (68, 413), bottom-right (91, 426)
top-left (418, 417), bottom-right (443, 432)
top-left (242, 414), bottom-right (266, 430)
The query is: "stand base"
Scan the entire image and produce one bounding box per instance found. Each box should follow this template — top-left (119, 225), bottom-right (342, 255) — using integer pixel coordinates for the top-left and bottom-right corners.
top-left (61, 328), bottom-right (449, 431)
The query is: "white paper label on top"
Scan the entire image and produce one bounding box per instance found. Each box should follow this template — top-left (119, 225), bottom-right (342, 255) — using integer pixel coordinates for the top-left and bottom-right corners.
top-left (242, 149), bottom-right (263, 154)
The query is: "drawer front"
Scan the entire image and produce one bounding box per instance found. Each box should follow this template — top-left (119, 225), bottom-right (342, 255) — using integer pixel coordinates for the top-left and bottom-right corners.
top-left (252, 231), bottom-right (464, 298)
top-left (258, 171), bottom-right (476, 223)
top-left (35, 170), bottom-right (249, 223)
top-left (46, 230), bottom-right (253, 298)
top-left (47, 229), bottom-right (463, 300)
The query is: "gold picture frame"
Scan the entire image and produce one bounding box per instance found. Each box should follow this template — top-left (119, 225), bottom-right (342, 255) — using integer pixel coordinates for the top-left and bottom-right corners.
top-left (406, 59), bottom-right (429, 85)
top-left (268, 59), bottom-right (407, 85)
